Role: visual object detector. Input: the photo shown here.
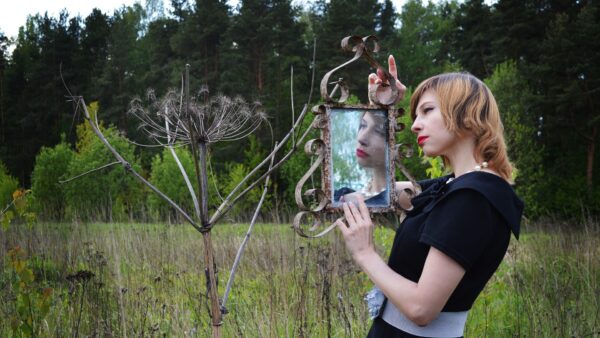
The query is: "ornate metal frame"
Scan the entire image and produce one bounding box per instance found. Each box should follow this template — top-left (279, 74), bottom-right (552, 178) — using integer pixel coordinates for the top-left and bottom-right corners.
top-left (293, 35), bottom-right (417, 238)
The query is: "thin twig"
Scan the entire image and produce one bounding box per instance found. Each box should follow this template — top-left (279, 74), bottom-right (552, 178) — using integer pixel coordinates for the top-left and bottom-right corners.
top-left (221, 143), bottom-right (277, 310)
top-left (0, 190), bottom-right (31, 216)
top-left (209, 104), bottom-right (310, 224)
top-left (210, 117), bottom-right (313, 225)
top-left (59, 161), bottom-right (120, 184)
top-left (165, 106), bottom-right (201, 221)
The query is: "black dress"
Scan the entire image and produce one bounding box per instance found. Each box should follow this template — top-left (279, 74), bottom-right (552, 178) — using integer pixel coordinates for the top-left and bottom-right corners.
top-left (367, 171), bottom-right (524, 337)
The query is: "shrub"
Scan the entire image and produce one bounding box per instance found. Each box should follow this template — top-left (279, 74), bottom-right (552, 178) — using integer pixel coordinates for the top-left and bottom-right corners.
top-left (31, 136), bottom-right (75, 220)
top-left (0, 161), bottom-right (19, 208)
top-left (63, 103), bottom-right (144, 222)
top-left (148, 147), bottom-right (199, 222)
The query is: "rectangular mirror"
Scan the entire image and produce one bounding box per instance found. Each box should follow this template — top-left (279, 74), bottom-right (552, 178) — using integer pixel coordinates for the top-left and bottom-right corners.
top-left (327, 106), bottom-right (394, 210)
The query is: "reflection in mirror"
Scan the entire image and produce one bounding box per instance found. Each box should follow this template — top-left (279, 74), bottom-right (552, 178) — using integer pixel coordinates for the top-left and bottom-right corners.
top-left (330, 108), bottom-right (389, 207)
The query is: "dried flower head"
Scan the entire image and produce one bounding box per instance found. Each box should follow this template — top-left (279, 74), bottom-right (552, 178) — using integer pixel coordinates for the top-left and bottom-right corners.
top-left (129, 87), bottom-right (267, 146)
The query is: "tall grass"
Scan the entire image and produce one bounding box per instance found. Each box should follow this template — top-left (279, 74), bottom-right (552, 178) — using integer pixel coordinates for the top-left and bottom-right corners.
top-left (0, 220), bottom-right (598, 337)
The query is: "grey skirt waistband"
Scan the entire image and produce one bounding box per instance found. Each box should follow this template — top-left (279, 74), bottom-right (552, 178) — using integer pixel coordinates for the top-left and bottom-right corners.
top-left (381, 301), bottom-right (468, 338)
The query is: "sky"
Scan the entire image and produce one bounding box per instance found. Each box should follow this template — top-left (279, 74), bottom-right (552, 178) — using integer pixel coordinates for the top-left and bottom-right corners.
top-left (0, 0), bottom-right (411, 41)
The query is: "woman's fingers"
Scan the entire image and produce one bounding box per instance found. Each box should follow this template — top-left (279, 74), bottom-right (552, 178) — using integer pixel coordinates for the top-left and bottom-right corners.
top-left (388, 55), bottom-right (398, 80)
top-left (342, 202), bottom-right (356, 227)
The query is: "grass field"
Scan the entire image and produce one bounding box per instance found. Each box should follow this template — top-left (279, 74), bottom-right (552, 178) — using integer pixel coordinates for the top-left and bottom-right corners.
top-left (1, 219), bottom-right (599, 337)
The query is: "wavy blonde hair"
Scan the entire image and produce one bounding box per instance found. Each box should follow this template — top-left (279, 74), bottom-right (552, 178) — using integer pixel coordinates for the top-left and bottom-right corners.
top-left (409, 72), bottom-right (513, 181)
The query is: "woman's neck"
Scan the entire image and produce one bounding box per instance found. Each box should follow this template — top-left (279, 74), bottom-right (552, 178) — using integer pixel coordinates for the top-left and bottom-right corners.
top-left (370, 167), bottom-right (387, 192)
top-left (446, 137), bottom-right (479, 177)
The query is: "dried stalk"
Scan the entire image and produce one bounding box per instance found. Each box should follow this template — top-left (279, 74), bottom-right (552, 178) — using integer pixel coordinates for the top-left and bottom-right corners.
top-left (221, 144), bottom-right (276, 310)
top-left (72, 98), bottom-right (201, 231)
top-left (164, 108), bottom-right (201, 220)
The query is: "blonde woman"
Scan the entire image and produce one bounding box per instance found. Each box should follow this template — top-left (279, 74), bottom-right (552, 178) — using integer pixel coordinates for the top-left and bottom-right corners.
top-left (336, 56), bottom-right (523, 337)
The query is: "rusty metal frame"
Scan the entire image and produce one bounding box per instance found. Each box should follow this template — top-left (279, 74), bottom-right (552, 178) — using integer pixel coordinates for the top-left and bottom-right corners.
top-left (293, 35), bottom-right (419, 238)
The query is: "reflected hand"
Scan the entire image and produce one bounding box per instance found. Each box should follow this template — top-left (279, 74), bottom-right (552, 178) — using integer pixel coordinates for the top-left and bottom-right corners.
top-left (368, 55), bottom-right (407, 105)
top-left (340, 191), bottom-right (365, 205)
top-left (335, 195), bottom-right (376, 260)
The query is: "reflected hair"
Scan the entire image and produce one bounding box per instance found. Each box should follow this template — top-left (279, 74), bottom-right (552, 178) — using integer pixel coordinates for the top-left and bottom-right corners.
top-left (360, 110), bottom-right (387, 137)
top-left (410, 72), bottom-right (513, 181)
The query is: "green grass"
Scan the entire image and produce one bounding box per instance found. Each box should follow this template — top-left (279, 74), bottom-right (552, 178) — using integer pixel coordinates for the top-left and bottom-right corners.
top-left (1, 220), bottom-right (599, 337)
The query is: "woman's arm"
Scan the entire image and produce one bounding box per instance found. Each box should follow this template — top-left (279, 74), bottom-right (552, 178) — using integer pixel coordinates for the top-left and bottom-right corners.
top-left (336, 198), bottom-right (465, 326)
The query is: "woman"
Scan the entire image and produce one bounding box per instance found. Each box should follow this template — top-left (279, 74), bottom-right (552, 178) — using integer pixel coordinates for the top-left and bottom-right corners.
top-left (335, 110), bottom-right (388, 205)
top-left (336, 55), bottom-right (524, 337)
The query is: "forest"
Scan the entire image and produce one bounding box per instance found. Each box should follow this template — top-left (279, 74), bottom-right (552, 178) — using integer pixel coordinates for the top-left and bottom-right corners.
top-left (0, 0), bottom-right (599, 221)
top-left (1, 1), bottom-right (599, 336)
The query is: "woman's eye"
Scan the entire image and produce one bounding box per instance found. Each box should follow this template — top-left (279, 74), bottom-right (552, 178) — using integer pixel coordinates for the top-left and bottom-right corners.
top-left (423, 107), bottom-right (433, 114)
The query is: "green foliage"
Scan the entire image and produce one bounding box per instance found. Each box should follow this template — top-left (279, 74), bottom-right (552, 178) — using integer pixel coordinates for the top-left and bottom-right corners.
top-left (219, 134), bottom-right (273, 219)
top-left (1, 221), bottom-right (599, 336)
top-left (485, 61), bottom-right (545, 217)
top-left (6, 246), bottom-right (53, 337)
top-left (64, 103), bottom-right (144, 222)
top-left (148, 146), bottom-right (199, 222)
top-left (31, 135), bottom-right (75, 220)
top-left (0, 161), bottom-right (19, 208)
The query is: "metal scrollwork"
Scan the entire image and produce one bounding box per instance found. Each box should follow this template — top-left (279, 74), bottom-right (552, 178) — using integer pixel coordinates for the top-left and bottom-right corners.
top-left (294, 35), bottom-right (416, 238)
top-left (320, 35), bottom-right (399, 106)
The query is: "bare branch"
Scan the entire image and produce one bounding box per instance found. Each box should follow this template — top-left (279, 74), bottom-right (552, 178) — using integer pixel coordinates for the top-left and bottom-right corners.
top-left (209, 112), bottom-right (313, 225)
top-left (59, 161), bottom-right (120, 184)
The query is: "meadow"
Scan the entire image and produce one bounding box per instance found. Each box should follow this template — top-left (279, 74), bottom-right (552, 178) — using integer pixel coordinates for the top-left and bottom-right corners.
top-left (1, 219), bottom-right (598, 337)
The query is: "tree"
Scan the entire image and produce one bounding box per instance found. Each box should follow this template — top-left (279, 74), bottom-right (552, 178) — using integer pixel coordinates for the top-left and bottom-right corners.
top-left (532, 2), bottom-right (600, 213)
top-left (485, 61), bottom-right (544, 217)
top-left (392, 0), bottom-right (458, 87)
top-left (170, 0), bottom-right (230, 91)
top-left (452, 0), bottom-right (494, 78)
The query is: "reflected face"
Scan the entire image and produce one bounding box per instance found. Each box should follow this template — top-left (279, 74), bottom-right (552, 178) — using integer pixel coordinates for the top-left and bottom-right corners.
top-left (356, 111), bottom-right (387, 169)
top-left (411, 89), bottom-right (457, 157)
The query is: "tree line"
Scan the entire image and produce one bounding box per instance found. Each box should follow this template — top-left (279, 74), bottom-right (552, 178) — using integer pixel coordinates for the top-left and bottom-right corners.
top-left (0, 0), bottom-right (598, 221)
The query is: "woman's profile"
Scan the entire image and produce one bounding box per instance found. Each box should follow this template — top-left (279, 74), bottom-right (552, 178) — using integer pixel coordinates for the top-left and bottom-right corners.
top-left (334, 110), bottom-right (389, 205)
top-left (335, 55), bottom-right (524, 337)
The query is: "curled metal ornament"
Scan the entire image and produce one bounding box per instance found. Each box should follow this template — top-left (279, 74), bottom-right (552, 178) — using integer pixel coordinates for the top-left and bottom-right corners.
top-left (295, 139), bottom-right (329, 211)
top-left (394, 144), bottom-right (422, 202)
top-left (292, 212), bottom-right (342, 238)
top-left (320, 36), bottom-right (399, 106)
top-left (293, 137), bottom-right (338, 238)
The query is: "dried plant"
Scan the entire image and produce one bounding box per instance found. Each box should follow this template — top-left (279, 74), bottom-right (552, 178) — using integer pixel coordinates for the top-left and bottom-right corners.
top-left (128, 87), bottom-right (267, 146)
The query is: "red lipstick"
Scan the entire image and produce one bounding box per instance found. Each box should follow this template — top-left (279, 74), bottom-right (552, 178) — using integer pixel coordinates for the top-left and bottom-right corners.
top-left (356, 148), bottom-right (368, 158)
top-left (417, 136), bottom-right (429, 146)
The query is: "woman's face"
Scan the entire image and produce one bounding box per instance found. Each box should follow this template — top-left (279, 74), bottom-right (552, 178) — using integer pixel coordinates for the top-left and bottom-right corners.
top-left (410, 89), bottom-right (457, 157)
top-left (356, 111), bottom-right (387, 169)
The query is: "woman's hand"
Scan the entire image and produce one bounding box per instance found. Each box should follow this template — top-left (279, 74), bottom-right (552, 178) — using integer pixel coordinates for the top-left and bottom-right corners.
top-left (335, 195), bottom-right (376, 262)
top-left (368, 55), bottom-right (407, 105)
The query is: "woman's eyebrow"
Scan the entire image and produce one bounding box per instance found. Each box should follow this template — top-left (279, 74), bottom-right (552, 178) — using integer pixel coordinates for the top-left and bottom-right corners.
top-left (417, 101), bottom-right (435, 111)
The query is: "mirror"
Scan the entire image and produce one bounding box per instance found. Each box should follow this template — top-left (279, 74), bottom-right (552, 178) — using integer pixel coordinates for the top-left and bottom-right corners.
top-left (329, 107), bottom-right (391, 208)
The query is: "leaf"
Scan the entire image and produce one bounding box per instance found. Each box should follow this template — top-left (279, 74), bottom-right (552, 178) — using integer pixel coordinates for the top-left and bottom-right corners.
top-left (1, 210), bottom-right (13, 230)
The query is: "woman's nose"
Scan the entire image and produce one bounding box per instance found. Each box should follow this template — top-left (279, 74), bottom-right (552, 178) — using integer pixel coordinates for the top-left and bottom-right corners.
top-left (411, 119), bottom-right (421, 133)
top-left (357, 130), bottom-right (368, 146)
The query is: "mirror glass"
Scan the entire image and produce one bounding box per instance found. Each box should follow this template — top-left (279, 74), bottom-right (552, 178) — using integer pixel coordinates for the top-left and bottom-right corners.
top-left (330, 108), bottom-right (390, 207)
